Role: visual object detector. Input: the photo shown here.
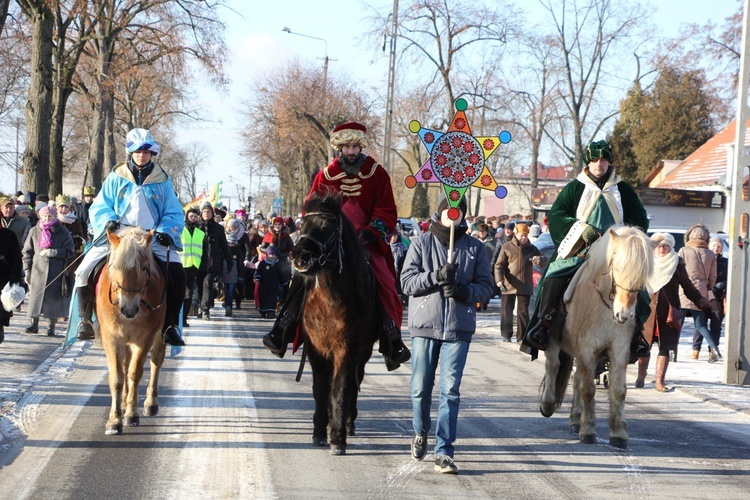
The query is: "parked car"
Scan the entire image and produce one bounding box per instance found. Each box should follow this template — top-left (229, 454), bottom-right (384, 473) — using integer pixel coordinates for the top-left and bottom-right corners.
top-left (397, 217), bottom-right (422, 240)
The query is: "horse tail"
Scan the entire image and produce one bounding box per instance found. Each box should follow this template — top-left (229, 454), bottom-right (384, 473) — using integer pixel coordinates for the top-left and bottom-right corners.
top-left (554, 351), bottom-right (575, 409)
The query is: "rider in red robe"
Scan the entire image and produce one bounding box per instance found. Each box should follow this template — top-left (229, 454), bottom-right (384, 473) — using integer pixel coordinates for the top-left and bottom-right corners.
top-left (262, 122), bottom-right (411, 370)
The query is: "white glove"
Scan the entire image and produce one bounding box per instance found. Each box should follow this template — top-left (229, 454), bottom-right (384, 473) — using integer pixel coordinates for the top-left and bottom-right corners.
top-left (39, 249), bottom-right (53, 258)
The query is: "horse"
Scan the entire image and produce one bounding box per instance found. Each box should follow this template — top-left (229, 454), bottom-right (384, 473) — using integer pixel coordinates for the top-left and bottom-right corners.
top-left (538, 226), bottom-right (654, 449)
top-left (96, 227), bottom-right (167, 435)
top-left (290, 194), bottom-right (380, 455)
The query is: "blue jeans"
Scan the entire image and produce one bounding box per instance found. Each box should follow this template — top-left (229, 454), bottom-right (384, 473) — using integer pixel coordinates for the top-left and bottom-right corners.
top-left (410, 336), bottom-right (469, 458)
top-left (690, 309), bottom-right (718, 350)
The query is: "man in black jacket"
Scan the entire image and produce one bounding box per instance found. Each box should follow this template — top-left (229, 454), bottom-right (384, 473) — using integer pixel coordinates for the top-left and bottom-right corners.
top-left (198, 202), bottom-right (232, 320)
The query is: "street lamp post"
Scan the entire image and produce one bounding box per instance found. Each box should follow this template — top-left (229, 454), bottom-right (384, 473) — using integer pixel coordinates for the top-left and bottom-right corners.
top-left (383, 0), bottom-right (399, 176)
top-left (281, 26), bottom-right (334, 161)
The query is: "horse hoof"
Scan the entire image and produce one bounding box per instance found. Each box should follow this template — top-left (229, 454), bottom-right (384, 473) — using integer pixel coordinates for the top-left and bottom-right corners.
top-left (570, 424), bottom-right (580, 434)
top-left (143, 404), bottom-right (159, 417)
top-left (580, 434), bottom-right (596, 444)
top-left (312, 436), bottom-right (328, 447)
top-left (123, 415), bottom-right (140, 427)
top-left (105, 424), bottom-right (123, 435)
top-left (609, 437), bottom-right (628, 449)
top-left (330, 446), bottom-right (346, 456)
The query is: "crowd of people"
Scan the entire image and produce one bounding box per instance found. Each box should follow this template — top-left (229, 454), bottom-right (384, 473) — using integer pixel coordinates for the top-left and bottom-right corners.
top-left (0, 130), bottom-right (731, 475)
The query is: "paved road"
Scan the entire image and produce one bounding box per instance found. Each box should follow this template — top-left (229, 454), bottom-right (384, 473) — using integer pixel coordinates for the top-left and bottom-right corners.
top-left (1, 301), bottom-right (749, 499)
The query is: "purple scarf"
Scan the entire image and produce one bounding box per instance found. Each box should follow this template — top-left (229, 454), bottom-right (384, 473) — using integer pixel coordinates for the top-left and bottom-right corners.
top-left (38, 219), bottom-right (58, 249)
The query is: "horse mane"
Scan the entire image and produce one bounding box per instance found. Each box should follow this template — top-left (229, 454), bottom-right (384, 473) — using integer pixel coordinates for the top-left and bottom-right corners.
top-left (109, 227), bottom-right (154, 273)
top-left (302, 194), bottom-right (370, 288)
top-left (585, 225), bottom-right (653, 290)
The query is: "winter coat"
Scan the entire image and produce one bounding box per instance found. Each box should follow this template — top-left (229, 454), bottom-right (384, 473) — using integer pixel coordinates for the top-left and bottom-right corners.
top-left (2, 214), bottom-right (29, 249)
top-left (678, 241), bottom-right (716, 311)
top-left (494, 237), bottom-right (546, 296)
top-left (201, 219), bottom-right (232, 274)
top-left (254, 258), bottom-right (284, 314)
top-left (643, 257), bottom-right (706, 350)
top-left (0, 227), bottom-right (23, 326)
top-left (22, 222), bottom-right (75, 318)
top-left (401, 230), bottom-right (494, 342)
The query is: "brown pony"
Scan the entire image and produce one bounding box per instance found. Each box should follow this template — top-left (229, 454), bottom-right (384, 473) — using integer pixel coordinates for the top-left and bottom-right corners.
top-left (291, 194), bottom-right (380, 455)
top-left (97, 228), bottom-right (167, 435)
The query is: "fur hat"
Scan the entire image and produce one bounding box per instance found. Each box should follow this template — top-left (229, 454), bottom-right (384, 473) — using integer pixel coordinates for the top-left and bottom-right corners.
top-left (514, 223), bottom-right (530, 235)
top-left (330, 121), bottom-right (369, 149)
top-left (126, 128), bottom-right (160, 155)
top-left (529, 224), bottom-right (541, 237)
top-left (650, 232), bottom-right (676, 249)
top-left (584, 139), bottom-right (613, 164)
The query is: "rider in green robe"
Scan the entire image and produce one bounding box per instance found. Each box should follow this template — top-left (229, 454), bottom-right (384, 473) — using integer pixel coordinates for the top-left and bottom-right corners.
top-left (523, 140), bottom-right (650, 358)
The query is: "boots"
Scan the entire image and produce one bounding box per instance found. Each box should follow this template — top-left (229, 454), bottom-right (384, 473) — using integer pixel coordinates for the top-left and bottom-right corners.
top-left (183, 298), bottom-right (192, 327)
top-left (524, 276), bottom-right (568, 351)
top-left (76, 286), bottom-right (96, 340)
top-left (25, 317), bottom-right (39, 334)
top-left (263, 275), bottom-right (307, 358)
top-left (0, 324), bottom-right (4, 344)
top-left (708, 346), bottom-right (722, 364)
top-left (691, 350), bottom-right (699, 360)
top-left (162, 325), bottom-right (185, 346)
top-left (380, 321), bottom-right (411, 372)
top-left (654, 355), bottom-right (672, 392)
top-left (635, 356), bottom-right (650, 388)
top-left (46, 318), bottom-right (57, 337)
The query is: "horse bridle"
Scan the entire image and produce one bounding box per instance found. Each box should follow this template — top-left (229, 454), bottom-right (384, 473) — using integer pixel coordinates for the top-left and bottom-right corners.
top-left (297, 211), bottom-right (344, 274)
top-left (596, 257), bottom-right (643, 310)
top-left (107, 260), bottom-right (167, 312)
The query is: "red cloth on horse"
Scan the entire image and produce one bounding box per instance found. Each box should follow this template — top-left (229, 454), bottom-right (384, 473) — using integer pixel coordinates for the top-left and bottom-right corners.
top-left (307, 156), bottom-right (402, 330)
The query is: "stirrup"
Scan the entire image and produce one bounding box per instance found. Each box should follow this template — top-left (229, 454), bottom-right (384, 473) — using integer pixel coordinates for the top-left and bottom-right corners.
top-left (525, 322), bottom-right (549, 351)
top-left (76, 320), bottom-right (95, 340)
top-left (162, 326), bottom-right (185, 346)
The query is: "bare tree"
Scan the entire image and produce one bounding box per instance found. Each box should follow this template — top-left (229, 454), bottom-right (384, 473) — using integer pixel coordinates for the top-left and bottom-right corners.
top-left (240, 59), bottom-right (379, 211)
top-left (540, 0), bottom-right (646, 170)
top-left (392, 0), bottom-right (523, 116)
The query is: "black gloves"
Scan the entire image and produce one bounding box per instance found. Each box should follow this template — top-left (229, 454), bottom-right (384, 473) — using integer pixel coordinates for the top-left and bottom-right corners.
top-left (359, 229), bottom-right (378, 245)
top-left (443, 284), bottom-right (470, 302)
top-left (155, 232), bottom-right (173, 247)
top-left (104, 220), bottom-right (119, 233)
top-left (436, 263), bottom-right (458, 285)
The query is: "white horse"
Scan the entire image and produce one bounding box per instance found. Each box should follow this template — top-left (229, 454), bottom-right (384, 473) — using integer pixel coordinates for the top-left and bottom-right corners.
top-left (538, 226), bottom-right (654, 449)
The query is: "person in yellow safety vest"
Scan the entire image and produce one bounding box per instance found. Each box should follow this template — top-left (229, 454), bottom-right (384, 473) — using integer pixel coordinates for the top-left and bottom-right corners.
top-left (179, 207), bottom-right (206, 327)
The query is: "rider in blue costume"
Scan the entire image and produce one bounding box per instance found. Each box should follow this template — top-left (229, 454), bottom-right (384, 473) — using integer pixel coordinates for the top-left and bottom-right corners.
top-left (73, 128), bottom-right (186, 346)
top-left (523, 140), bottom-right (650, 359)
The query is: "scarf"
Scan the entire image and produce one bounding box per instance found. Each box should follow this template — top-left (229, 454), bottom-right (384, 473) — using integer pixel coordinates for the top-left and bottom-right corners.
top-left (38, 219), bottom-right (58, 249)
top-left (429, 219), bottom-right (467, 247)
top-left (58, 211), bottom-right (77, 225)
top-left (575, 167), bottom-right (624, 226)
top-left (686, 239), bottom-right (708, 249)
top-left (647, 249), bottom-right (679, 293)
top-left (226, 230), bottom-right (240, 246)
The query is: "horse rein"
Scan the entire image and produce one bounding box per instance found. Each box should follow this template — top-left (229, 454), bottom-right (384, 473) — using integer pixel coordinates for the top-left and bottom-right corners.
top-left (297, 211), bottom-right (344, 274)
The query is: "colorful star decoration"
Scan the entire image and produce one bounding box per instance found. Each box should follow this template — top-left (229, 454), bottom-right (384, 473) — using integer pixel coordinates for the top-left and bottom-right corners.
top-left (405, 98), bottom-right (511, 220)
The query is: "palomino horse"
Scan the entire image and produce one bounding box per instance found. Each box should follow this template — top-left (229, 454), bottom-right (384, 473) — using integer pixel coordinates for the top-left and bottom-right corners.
top-left (97, 228), bottom-right (167, 435)
top-left (291, 194), bottom-right (380, 455)
top-left (538, 226), bottom-right (653, 449)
